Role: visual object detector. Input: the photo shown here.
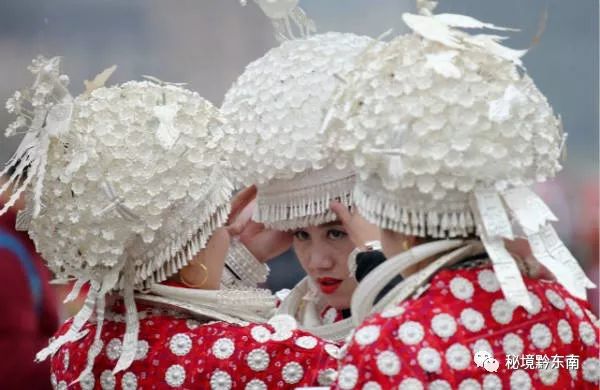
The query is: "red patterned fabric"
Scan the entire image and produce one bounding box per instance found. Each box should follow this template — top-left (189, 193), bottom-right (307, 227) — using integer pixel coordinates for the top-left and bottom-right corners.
top-left (50, 302), bottom-right (339, 389)
top-left (335, 263), bottom-right (600, 390)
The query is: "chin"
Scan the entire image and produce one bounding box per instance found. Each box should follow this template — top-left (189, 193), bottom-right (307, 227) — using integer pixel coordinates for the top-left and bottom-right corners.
top-left (324, 295), bottom-right (351, 311)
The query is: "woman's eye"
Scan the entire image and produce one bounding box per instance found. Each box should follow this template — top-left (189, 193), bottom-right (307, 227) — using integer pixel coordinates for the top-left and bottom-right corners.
top-left (327, 229), bottom-right (347, 240)
top-left (293, 230), bottom-right (310, 241)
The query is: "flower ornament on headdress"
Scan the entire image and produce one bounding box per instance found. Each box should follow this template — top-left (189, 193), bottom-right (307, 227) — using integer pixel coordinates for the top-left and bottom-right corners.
top-left (323, 9), bottom-right (595, 309)
top-left (1, 56), bottom-right (72, 218)
top-left (241, 0), bottom-right (316, 42)
top-left (1, 56), bottom-right (233, 378)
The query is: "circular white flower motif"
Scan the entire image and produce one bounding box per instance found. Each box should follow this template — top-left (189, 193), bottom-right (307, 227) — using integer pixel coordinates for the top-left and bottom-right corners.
top-left (355, 325), bottom-right (381, 345)
top-left (106, 338), bottom-right (122, 360)
top-left (165, 365), bottom-right (186, 388)
top-left (509, 369), bottom-right (531, 390)
top-left (100, 370), bottom-right (116, 390)
top-left (583, 357), bottom-right (600, 383)
top-left (295, 335), bottom-right (318, 349)
top-left (398, 321), bottom-right (425, 345)
top-left (381, 306), bottom-right (405, 318)
top-left (472, 339), bottom-right (493, 355)
top-left (210, 370), bottom-right (232, 390)
top-left (62, 350), bottom-right (70, 370)
top-left (212, 338), bottom-right (235, 360)
top-left (446, 343), bottom-right (471, 370)
top-left (530, 323), bottom-right (552, 349)
top-left (502, 333), bottom-right (524, 356)
top-left (246, 349), bottom-right (270, 372)
top-left (450, 277), bottom-right (474, 300)
top-left (545, 289), bottom-right (566, 310)
top-left (482, 374), bottom-right (501, 390)
top-left (431, 313), bottom-right (457, 338)
top-left (565, 298), bottom-right (584, 318)
top-left (186, 319), bottom-right (200, 330)
top-left (169, 333), bottom-right (192, 356)
top-left (135, 340), bottom-right (149, 360)
top-left (121, 372), bottom-right (137, 390)
top-left (80, 373), bottom-right (95, 390)
top-left (322, 307), bottom-right (338, 324)
top-left (268, 314), bottom-right (297, 341)
top-left (57, 381), bottom-right (67, 390)
top-left (376, 351), bottom-right (401, 376)
top-left (318, 368), bottom-right (338, 386)
top-left (579, 321), bottom-right (597, 346)
top-left (363, 381), bottom-right (382, 390)
top-left (458, 379), bottom-right (481, 390)
top-left (539, 367), bottom-right (559, 385)
top-left (491, 299), bottom-right (514, 325)
top-left (325, 343), bottom-right (341, 359)
top-left (282, 362), bottom-right (304, 384)
top-left (429, 379), bottom-right (451, 390)
top-left (338, 365), bottom-right (359, 390)
top-left (250, 325), bottom-right (271, 343)
top-left (417, 347), bottom-right (442, 372)
top-left (478, 269), bottom-right (500, 292)
top-left (245, 379), bottom-right (267, 390)
top-left (557, 319), bottom-right (573, 344)
top-left (526, 292), bottom-right (542, 315)
top-left (399, 378), bottom-right (423, 390)
top-left (460, 308), bottom-right (485, 332)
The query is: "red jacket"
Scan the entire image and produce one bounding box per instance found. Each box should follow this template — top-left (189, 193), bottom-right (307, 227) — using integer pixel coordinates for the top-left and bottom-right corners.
top-left (51, 301), bottom-right (339, 389)
top-left (335, 262), bottom-right (600, 389)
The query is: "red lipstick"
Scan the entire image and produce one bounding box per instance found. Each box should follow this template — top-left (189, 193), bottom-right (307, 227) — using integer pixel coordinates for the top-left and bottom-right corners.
top-left (317, 277), bottom-right (343, 294)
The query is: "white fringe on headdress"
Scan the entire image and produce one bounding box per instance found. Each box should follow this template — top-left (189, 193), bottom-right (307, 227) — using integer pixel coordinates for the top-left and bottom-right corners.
top-left (255, 167), bottom-right (355, 231)
top-left (355, 179), bottom-right (596, 310)
top-left (354, 180), bottom-right (476, 238)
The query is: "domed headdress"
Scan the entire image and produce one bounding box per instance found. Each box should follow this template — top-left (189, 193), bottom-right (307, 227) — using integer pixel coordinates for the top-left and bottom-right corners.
top-left (323, 3), bottom-right (595, 310)
top-left (1, 57), bottom-right (233, 377)
top-left (223, 0), bottom-right (381, 230)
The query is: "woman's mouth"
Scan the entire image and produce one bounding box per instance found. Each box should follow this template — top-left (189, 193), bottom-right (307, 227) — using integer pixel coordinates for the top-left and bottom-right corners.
top-left (317, 277), bottom-right (343, 294)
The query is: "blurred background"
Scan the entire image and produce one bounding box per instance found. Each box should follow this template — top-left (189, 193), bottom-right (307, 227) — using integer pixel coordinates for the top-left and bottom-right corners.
top-left (0, 0), bottom-right (597, 356)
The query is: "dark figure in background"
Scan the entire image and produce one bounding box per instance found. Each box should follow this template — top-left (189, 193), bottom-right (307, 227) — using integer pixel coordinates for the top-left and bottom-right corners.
top-left (0, 170), bottom-right (59, 389)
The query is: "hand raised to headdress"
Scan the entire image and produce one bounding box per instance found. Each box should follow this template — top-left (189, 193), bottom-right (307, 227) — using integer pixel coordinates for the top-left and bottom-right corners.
top-left (226, 185), bottom-right (293, 262)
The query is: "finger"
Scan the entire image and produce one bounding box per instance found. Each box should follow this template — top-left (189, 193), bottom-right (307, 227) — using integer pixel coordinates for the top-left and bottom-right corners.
top-left (330, 201), bottom-right (353, 225)
top-left (228, 185), bottom-right (257, 224)
top-left (227, 200), bottom-right (255, 235)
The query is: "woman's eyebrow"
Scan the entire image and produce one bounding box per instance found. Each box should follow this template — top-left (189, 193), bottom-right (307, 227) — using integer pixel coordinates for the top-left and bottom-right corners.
top-left (320, 221), bottom-right (343, 228)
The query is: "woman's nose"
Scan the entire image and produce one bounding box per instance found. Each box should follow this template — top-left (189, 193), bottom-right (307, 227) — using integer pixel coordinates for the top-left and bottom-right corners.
top-left (308, 249), bottom-right (335, 271)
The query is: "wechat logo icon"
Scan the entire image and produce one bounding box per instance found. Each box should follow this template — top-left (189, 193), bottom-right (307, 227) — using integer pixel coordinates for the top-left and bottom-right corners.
top-left (474, 350), bottom-right (499, 373)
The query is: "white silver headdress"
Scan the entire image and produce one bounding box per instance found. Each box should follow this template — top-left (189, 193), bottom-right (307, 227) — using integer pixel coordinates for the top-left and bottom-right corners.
top-left (223, 2), bottom-right (379, 230)
top-left (324, 9), bottom-right (595, 309)
top-left (1, 56), bottom-right (233, 377)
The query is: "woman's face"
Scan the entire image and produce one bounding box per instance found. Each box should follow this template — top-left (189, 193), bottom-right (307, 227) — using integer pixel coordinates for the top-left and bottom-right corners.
top-left (292, 221), bottom-right (357, 310)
